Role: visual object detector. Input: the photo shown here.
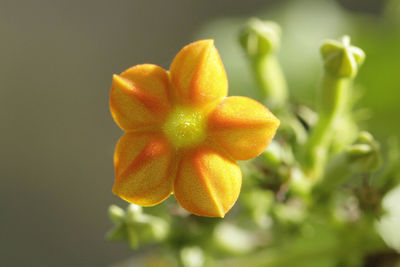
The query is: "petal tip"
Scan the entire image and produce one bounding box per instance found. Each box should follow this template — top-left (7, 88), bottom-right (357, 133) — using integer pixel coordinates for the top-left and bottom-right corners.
top-left (196, 39), bottom-right (214, 46)
top-left (187, 39), bottom-right (215, 48)
top-left (208, 96), bottom-right (281, 160)
top-left (174, 147), bottom-right (241, 218)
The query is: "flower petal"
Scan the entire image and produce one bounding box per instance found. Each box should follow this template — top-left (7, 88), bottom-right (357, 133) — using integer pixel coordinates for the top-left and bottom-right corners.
top-left (208, 96), bottom-right (280, 160)
top-left (170, 40), bottom-right (228, 107)
top-left (112, 132), bottom-right (175, 206)
top-left (174, 146), bottom-right (242, 217)
top-left (110, 64), bottom-right (171, 131)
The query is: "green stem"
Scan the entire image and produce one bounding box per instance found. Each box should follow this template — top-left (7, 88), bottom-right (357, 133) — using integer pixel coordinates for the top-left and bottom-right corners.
top-left (251, 53), bottom-right (309, 144)
top-left (304, 73), bottom-right (350, 180)
top-left (251, 54), bottom-right (288, 110)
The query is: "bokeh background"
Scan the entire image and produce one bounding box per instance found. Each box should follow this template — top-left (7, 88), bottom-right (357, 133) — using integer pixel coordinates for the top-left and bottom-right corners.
top-left (1, 0), bottom-right (399, 266)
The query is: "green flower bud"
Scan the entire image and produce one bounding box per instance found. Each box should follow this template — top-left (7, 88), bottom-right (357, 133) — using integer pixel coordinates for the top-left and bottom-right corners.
top-left (346, 131), bottom-right (381, 172)
top-left (106, 204), bottom-right (169, 250)
top-left (108, 204), bottom-right (125, 224)
top-left (356, 131), bottom-right (374, 144)
top-left (303, 36), bottom-right (366, 180)
top-left (125, 204), bottom-right (143, 224)
top-left (239, 18), bottom-right (281, 57)
top-left (313, 132), bottom-right (381, 200)
top-left (347, 144), bottom-right (373, 157)
top-left (321, 36), bottom-right (365, 78)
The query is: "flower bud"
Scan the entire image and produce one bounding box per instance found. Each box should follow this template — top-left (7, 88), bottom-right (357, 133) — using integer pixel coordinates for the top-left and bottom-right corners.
top-left (108, 204), bottom-right (125, 224)
top-left (106, 204), bottom-right (169, 249)
top-left (346, 131), bottom-right (381, 172)
top-left (239, 18), bottom-right (281, 56)
top-left (125, 204), bottom-right (143, 224)
top-left (321, 36), bottom-right (365, 78)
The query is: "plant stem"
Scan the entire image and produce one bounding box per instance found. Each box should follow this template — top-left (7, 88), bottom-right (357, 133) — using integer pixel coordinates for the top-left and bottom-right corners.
top-left (251, 54), bottom-right (288, 110)
top-left (303, 73), bottom-right (350, 180)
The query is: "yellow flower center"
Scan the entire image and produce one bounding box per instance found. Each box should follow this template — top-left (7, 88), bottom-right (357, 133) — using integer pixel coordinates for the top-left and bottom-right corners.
top-left (163, 107), bottom-right (206, 148)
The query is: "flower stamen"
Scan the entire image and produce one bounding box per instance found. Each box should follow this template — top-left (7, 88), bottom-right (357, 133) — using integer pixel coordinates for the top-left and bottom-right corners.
top-left (163, 107), bottom-right (206, 148)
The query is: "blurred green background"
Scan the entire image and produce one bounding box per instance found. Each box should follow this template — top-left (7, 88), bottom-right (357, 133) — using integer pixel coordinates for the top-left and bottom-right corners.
top-left (1, 0), bottom-right (399, 266)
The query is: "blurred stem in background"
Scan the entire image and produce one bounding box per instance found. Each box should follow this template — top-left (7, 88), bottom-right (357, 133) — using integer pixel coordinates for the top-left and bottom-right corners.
top-left (239, 18), bottom-right (288, 111)
top-left (303, 36), bottom-right (365, 180)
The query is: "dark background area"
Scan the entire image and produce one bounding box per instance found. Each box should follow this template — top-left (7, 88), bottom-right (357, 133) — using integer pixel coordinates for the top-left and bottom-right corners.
top-left (0, 0), bottom-right (388, 266)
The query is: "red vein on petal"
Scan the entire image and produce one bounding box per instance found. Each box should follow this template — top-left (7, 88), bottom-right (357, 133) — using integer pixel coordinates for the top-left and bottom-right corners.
top-left (193, 148), bottom-right (225, 218)
top-left (116, 136), bottom-right (168, 182)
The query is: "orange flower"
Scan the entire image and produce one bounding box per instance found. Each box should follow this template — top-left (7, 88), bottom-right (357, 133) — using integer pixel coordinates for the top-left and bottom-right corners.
top-left (110, 40), bottom-right (280, 217)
